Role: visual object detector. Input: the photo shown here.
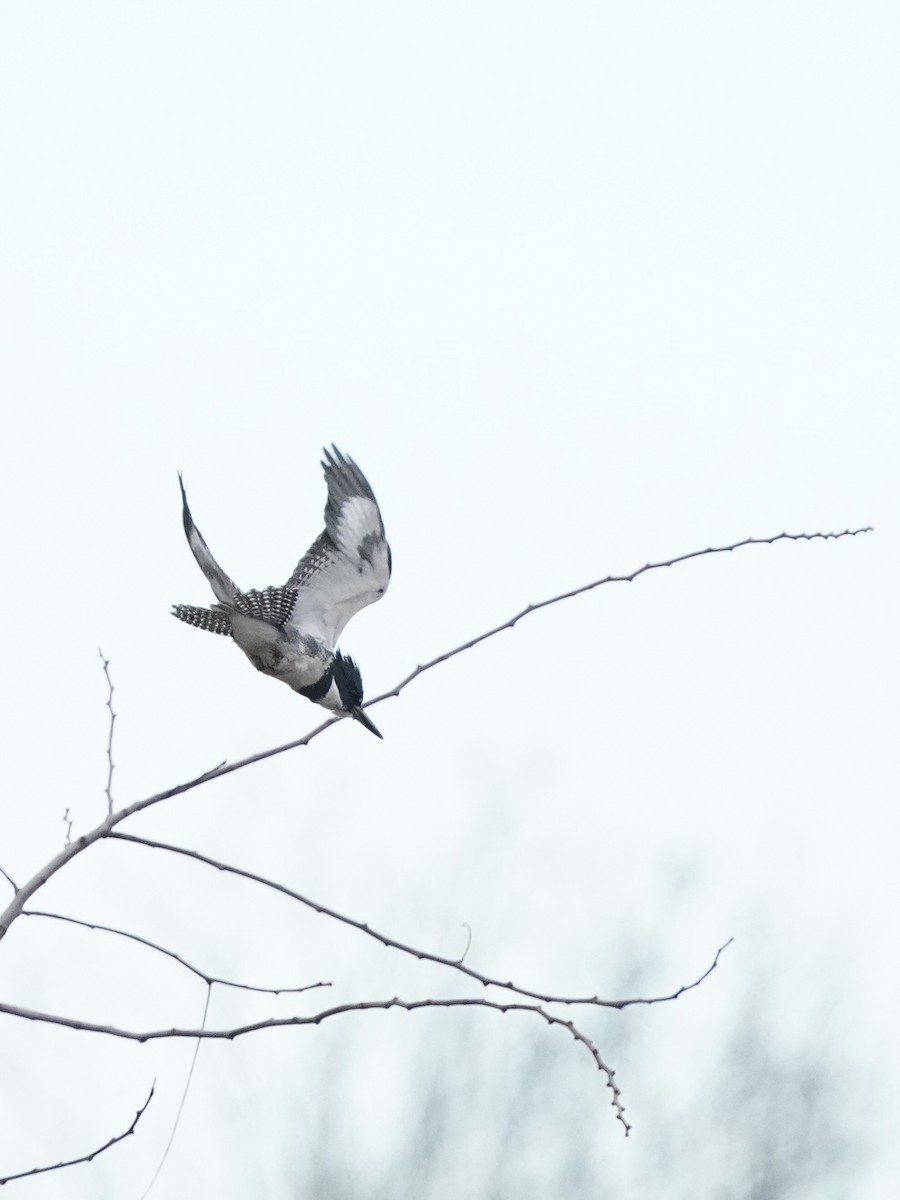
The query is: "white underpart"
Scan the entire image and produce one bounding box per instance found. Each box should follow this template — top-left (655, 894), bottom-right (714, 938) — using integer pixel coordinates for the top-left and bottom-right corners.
top-left (318, 677), bottom-right (347, 713)
top-left (229, 612), bottom-right (330, 691)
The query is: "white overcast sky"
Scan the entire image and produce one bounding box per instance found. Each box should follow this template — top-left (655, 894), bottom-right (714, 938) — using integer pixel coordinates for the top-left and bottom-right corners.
top-left (0, 3), bottom-right (896, 1197)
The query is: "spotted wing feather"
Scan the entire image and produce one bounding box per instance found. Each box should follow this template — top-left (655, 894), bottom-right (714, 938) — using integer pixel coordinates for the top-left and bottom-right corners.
top-left (232, 587), bottom-right (298, 627)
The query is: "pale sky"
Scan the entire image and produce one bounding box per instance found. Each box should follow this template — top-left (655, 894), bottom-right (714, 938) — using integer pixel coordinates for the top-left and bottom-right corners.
top-left (0, 3), bottom-right (896, 1197)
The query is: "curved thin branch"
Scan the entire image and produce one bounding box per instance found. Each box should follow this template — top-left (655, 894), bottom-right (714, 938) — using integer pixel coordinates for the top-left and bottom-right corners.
top-left (0, 1083), bottom-right (154, 1185)
top-left (110, 832), bottom-right (731, 1010)
top-left (0, 526), bottom-right (872, 944)
top-left (0, 864), bottom-right (17, 894)
top-left (0, 997), bottom-right (630, 1134)
top-left (21, 910), bottom-right (331, 997)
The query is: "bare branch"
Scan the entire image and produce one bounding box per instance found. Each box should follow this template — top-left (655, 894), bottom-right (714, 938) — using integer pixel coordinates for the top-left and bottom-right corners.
top-left (21, 910), bottom-right (331, 997)
top-left (0, 1083), bottom-right (155, 1185)
top-left (0, 528), bottom-right (863, 1155)
top-left (98, 648), bottom-right (116, 815)
top-left (62, 808), bottom-right (73, 847)
top-left (109, 832), bottom-right (730, 1010)
top-left (0, 998), bottom-right (630, 1134)
top-left (0, 527), bottom-right (871, 945)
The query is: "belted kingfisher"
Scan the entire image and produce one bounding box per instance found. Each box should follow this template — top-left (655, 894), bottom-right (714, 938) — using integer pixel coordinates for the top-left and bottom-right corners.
top-left (172, 447), bottom-right (391, 738)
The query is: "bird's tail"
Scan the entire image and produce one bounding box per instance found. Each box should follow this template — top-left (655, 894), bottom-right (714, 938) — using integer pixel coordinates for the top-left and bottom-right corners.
top-left (172, 604), bottom-right (234, 637)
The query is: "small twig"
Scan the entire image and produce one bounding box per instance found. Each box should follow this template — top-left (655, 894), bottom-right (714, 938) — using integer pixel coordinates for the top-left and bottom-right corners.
top-left (0, 864), bottom-right (17, 894)
top-left (0, 997), bottom-right (630, 1134)
top-left (62, 809), bottom-right (73, 847)
top-left (98, 649), bottom-right (117, 815)
top-left (109, 832), bottom-right (730, 1010)
top-left (0, 1083), bottom-right (155, 1185)
top-left (457, 923), bottom-right (473, 965)
top-left (639, 937), bottom-right (734, 1005)
top-left (21, 910), bottom-right (331, 996)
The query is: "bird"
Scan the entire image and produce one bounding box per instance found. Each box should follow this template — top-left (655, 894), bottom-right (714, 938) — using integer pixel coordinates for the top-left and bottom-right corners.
top-left (172, 446), bottom-right (391, 738)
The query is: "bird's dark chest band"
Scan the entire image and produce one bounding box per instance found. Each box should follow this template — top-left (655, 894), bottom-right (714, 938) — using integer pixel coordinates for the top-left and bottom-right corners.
top-left (297, 668), bottom-right (333, 702)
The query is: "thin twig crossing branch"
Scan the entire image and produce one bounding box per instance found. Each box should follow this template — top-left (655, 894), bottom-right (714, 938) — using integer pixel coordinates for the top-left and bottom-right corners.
top-left (139, 990), bottom-right (210, 1200)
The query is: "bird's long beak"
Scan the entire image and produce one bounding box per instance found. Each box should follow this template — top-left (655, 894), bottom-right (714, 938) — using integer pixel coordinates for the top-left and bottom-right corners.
top-left (350, 705), bottom-right (383, 739)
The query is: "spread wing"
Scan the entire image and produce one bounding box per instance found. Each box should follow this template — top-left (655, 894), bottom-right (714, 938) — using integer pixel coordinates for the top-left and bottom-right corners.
top-left (176, 473), bottom-right (240, 605)
top-left (174, 476), bottom-right (301, 645)
top-left (285, 446), bottom-right (391, 649)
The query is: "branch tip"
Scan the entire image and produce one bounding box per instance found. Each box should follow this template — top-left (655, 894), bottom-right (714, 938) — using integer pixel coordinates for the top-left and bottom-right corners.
top-left (0, 1083), bottom-right (154, 1185)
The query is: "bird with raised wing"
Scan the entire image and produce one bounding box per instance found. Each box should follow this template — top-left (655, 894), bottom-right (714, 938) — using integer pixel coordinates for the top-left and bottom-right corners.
top-left (172, 447), bottom-right (391, 738)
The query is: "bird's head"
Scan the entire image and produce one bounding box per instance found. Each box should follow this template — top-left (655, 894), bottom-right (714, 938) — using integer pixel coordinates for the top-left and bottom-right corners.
top-left (327, 652), bottom-right (383, 739)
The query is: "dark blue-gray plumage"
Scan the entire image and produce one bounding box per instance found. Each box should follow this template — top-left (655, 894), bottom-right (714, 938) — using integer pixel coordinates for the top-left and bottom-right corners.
top-left (172, 447), bottom-right (390, 738)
